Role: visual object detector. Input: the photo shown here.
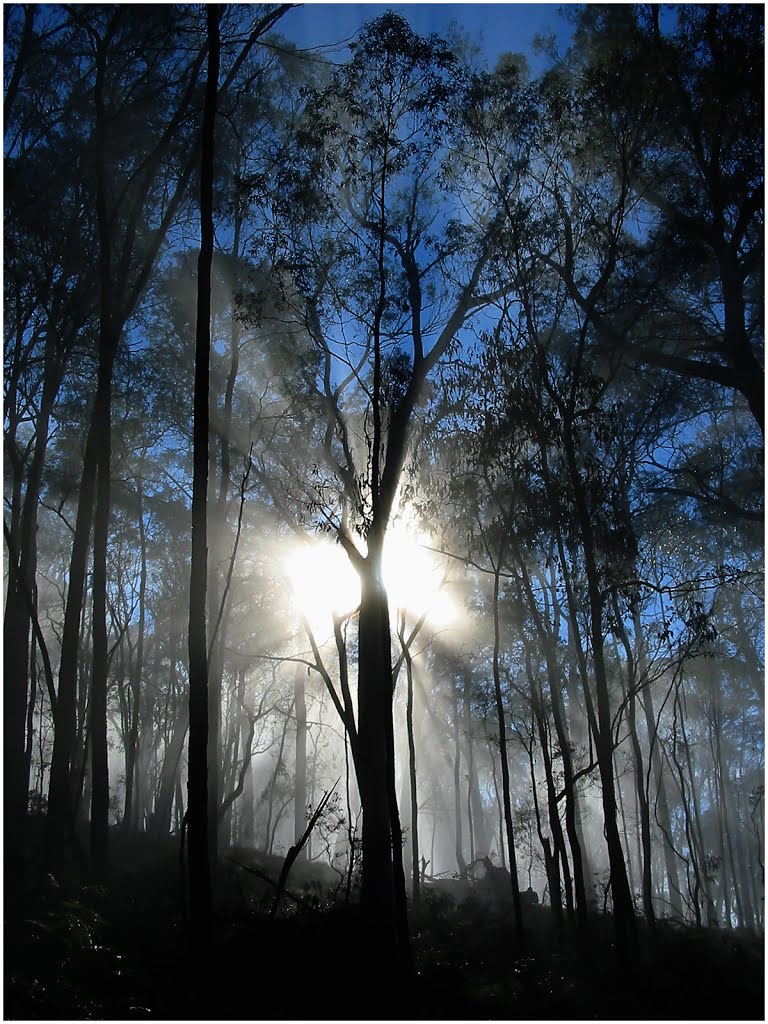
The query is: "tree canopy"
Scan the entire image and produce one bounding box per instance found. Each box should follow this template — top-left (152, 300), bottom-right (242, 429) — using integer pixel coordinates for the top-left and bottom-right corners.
top-left (3, 3), bottom-right (763, 1017)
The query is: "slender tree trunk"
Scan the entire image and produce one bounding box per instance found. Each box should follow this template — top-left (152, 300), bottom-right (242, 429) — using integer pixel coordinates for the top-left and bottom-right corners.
top-left (711, 693), bottom-right (746, 928)
top-left (613, 610), bottom-right (655, 929)
top-left (635, 614), bottom-right (683, 920)
top-left (187, 3), bottom-right (219, 930)
top-left (538, 587), bottom-right (588, 922)
top-left (153, 711), bottom-right (189, 838)
top-left (452, 676), bottom-right (466, 877)
top-left (679, 691), bottom-right (717, 925)
top-left (294, 664), bottom-right (307, 858)
top-left (615, 758), bottom-right (635, 900)
top-left (405, 643), bottom-right (419, 903)
top-left (463, 668), bottom-right (488, 861)
top-left (563, 429), bottom-right (635, 951)
top-left (4, 330), bottom-right (62, 865)
top-left (88, 7), bottom-right (129, 886)
top-left (205, 440), bottom-right (223, 862)
top-left (124, 478), bottom-right (147, 829)
top-left (73, 605), bottom-right (92, 824)
top-left (45, 425), bottom-right (99, 874)
top-left (90, 382), bottom-right (114, 882)
top-left (528, 683), bottom-right (567, 921)
top-left (24, 625), bottom-right (37, 807)
top-left (241, 709), bottom-right (255, 848)
top-left (265, 703), bottom-right (293, 855)
top-left (490, 563), bottom-right (522, 931)
top-left (487, 733), bottom-right (506, 869)
top-left (527, 731), bottom-right (559, 916)
top-left (515, 567), bottom-right (575, 919)
top-left (550, 667), bottom-right (587, 923)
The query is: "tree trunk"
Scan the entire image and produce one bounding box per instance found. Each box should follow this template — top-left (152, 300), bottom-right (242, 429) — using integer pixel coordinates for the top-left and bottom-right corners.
top-left (89, 326), bottom-right (115, 883)
top-left (490, 563), bottom-right (522, 931)
top-left (153, 712), bottom-right (189, 838)
top-left (527, 731), bottom-right (559, 917)
top-left (294, 664), bottom-right (307, 858)
top-left (563, 429), bottom-right (635, 951)
top-left (265, 703), bottom-right (293, 855)
top-left (356, 558), bottom-right (398, 958)
top-left (4, 327), bottom-right (62, 866)
top-left (124, 477), bottom-right (147, 829)
top-left (635, 608), bottom-right (684, 921)
top-left (613, 609), bottom-right (655, 929)
top-left (187, 3), bottom-right (219, 931)
top-left (527, 677), bottom-right (567, 922)
top-left (463, 668), bottom-right (488, 860)
top-left (711, 691), bottom-right (747, 928)
top-left (487, 733), bottom-right (506, 869)
top-left (45, 423), bottom-right (99, 875)
top-left (452, 675), bottom-right (467, 877)
top-left (405, 645), bottom-right (419, 903)
top-left (514, 581), bottom-right (573, 917)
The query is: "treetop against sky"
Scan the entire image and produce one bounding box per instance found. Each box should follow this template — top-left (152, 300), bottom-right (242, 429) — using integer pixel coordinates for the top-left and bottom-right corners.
top-left (3, 6), bottom-right (762, 998)
top-left (277, 2), bottom-right (570, 69)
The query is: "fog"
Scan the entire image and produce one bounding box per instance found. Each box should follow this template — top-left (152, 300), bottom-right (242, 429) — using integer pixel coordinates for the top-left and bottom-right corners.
top-left (5, 3), bottom-right (763, 1020)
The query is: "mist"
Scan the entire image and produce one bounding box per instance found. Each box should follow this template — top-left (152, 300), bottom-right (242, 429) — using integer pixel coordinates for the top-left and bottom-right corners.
top-left (4, 4), bottom-right (763, 1020)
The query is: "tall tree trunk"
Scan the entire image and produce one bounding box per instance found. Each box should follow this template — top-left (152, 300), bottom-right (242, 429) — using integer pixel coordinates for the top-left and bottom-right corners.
top-left (527, 664), bottom-right (567, 922)
top-left (563, 429), bottom-right (635, 951)
top-left (463, 668), bottom-right (488, 861)
top-left (357, 555), bottom-right (398, 956)
top-left (613, 608), bottom-right (655, 929)
top-left (527, 729), bottom-right (559, 917)
top-left (24, 622), bottom-right (37, 807)
top-left (89, 391), bottom-right (113, 883)
top-left (265, 702), bottom-right (293, 855)
top-left (205, 435), bottom-right (223, 861)
top-left (489, 562), bottom-right (522, 931)
top-left (293, 664), bottom-right (307, 858)
top-left (187, 3), bottom-right (219, 930)
top-left (542, 574), bottom-right (588, 921)
top-left (240, 707), bottom-right (256, 848)
top-left (487, 732), bottom-right (506, 869)
top-left (452, 675), bottom-right (466, 877)
top-left (635, 608), bottom-right (684, 921)
top-left (45, 425), bottom-right (98, 874)
top-left (4, 328), bottom-right (63, 868)
top-left (405, 643), bottom-right (419, 903)
top-left (518, 559), bottom-right (586, 923)
top-left (614, 757), bottom-right (636, 902)
top-left (124, 477), bottom-right (147, 829)
top-left (711, 690), bottom-right (746, 927)
top-left (88, 11), bottom-right (128, 884)
top-left (152, 708), bottom-right (189, 839)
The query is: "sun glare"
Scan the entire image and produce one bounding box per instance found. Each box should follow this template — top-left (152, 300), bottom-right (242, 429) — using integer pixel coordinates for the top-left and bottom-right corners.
top-left (284, 541), bottom-right (361, 628)
top-left (383, 522), bottom-right (455, 625)
top-left (283, 516), bottom-right (456, 634)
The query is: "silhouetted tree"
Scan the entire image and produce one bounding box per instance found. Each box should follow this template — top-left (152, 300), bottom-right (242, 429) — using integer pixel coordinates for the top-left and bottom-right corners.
top-left (187, 2), bottom-right (220, 931)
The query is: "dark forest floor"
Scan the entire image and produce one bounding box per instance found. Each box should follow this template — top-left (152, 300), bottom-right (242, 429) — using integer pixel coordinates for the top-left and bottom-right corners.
top-left (4, 829), bottom-right (765, 1021)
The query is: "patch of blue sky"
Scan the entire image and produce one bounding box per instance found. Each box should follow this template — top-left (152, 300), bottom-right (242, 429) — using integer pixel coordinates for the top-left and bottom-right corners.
top-left (276, 4), bottom-right (573, 73)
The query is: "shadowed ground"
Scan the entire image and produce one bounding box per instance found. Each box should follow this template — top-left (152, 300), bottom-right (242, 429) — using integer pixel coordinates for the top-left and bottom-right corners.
top-left (5, 830), bottom-right (764, 1020)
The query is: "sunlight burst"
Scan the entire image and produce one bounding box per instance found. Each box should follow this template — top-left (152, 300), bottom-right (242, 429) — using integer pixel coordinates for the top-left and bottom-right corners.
top-left (283, 518), bottom-right (455, 632)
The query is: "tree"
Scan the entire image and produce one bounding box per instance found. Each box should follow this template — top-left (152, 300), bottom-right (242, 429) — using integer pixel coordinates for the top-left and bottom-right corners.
top-left (187, 1), bottom-right (220, 932)
top-left (559, 5), bottom-right (764, 432)
top-left (42, 4), bottom-right (206, 877)
top-left (240, 13), bottom-right (533, 965)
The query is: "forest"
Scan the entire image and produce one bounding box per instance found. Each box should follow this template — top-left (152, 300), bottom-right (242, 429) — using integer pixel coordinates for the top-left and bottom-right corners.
top-left (3, 3), bottom-right (764, 1020)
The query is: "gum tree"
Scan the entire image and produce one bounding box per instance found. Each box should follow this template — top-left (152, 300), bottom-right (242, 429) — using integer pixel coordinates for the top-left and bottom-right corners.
top-left (243, 14), bottom-right (531, 963)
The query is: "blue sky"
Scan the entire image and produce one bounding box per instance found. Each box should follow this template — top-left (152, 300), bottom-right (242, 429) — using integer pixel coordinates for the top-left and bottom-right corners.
top-left (277, 3), bottom-right (573, 70)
